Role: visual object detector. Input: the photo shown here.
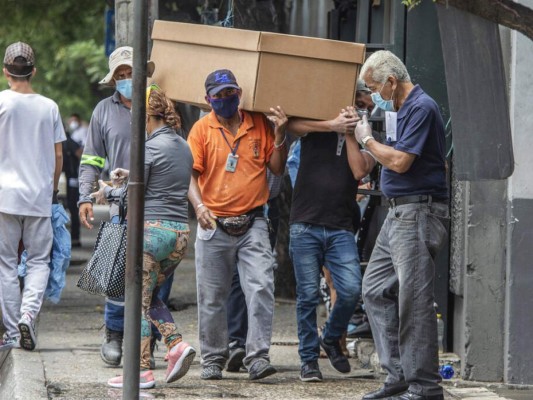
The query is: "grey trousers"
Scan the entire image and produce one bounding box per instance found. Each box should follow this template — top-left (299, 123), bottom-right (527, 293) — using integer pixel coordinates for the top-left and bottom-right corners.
top-left (0, 212), bottom-right (52, 338)
top-left (362, 202), bottom-right (449, 397)
top-left (195, 218), bottom-right (275, 369)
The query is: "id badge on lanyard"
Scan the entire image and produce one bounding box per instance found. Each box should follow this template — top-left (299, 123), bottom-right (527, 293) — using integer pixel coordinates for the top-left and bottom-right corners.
top-left (220, 128), bottom-right (240, 173)
top-left (226, 153), bottom-right (239, 172)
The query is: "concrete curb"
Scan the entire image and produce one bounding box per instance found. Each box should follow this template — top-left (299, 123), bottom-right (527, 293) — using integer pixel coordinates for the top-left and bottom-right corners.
top-left (0, 348), bottom-right (47, 400)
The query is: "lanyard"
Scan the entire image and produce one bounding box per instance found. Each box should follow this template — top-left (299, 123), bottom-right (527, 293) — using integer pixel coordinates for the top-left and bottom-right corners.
top-left (219, 128), bottom-right (240, 156)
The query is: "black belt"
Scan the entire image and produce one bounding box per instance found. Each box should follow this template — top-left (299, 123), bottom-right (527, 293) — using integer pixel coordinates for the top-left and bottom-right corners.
top-left (387, 195), bottom-right (446, 208)
top-left (248, 205), bottom-right (265, 217)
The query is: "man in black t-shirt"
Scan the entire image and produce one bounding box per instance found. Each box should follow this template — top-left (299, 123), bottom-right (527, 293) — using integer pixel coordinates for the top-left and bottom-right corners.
top-left (62, 133), bottom-right (82, 247)
top-left (286, 101), bottom-right (375, 382)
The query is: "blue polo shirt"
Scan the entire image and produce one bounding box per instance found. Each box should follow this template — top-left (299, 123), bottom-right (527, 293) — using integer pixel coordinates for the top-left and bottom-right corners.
top-left (380, 85), bottom-right (448, 200)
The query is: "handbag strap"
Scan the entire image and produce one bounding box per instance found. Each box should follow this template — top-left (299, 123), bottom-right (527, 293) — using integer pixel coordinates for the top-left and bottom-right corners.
top-left (118, 185), bottom-right (127, 224)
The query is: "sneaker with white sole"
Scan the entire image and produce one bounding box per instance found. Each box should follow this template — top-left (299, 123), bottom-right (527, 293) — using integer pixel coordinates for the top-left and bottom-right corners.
top-left (18, 313), bottom-right (37, 351)
top-left (248, 358), bottom-right (277, 380)
top-left (200, 365), bottom-right (223, 380)
top-left (319, 336), bottom-right (351, 373)
top-left (300, 360), bottom-right (323, 382)
top-left (107, 370), bottom-right (156, 389)
top-left (165, 341), bottom-right (196, 383)
top-left (0, 333), bottom-right (20, 351)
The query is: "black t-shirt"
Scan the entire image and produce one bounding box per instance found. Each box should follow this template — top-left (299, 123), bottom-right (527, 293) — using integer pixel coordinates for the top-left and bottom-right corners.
top-left (63, 135), bottom-right (81, 179)
top-left (289, 132), bottom-right (360, 232)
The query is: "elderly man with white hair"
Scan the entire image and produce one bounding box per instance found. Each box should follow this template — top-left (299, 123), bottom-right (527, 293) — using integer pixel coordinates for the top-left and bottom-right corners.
top-left (355, 50), bottom-right (449, 400)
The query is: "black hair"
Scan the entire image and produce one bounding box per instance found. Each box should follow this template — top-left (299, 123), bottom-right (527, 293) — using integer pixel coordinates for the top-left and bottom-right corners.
top-left (4, 56), bottom-right (33, 81)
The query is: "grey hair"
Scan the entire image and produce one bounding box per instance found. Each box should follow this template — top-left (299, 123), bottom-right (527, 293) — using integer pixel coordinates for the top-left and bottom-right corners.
top-left (360, 50), bottom-right (411, 83)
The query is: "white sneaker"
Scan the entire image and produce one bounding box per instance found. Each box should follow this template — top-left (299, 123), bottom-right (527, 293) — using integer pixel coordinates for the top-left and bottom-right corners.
top-left (0, 333), bottom-right (20, 351)
top-left (18, 313), bottom-right (37, 351)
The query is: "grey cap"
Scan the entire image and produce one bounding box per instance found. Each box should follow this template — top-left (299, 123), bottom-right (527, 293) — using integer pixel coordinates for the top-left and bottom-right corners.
top-left (356, 79), bottom-right (371, 93)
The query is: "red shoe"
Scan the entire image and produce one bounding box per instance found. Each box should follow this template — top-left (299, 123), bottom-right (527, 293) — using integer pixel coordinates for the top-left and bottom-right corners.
top-left (165, 341), bottom-right (196, 383)
top-left (107, 370), bottom-right (155, 389)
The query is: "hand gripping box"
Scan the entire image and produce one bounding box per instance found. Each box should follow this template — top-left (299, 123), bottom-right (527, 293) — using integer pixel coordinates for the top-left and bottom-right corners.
top-left (150, 21), bottom-right (366, 121)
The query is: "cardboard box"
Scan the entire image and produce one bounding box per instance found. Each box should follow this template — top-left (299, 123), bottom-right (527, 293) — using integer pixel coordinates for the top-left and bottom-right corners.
top-left (150, 21), bottom-right (365, 120)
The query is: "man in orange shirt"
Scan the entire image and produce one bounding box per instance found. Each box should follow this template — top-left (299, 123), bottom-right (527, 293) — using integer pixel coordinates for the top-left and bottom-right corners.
top-left (187, 69), bottom-right (288, 381)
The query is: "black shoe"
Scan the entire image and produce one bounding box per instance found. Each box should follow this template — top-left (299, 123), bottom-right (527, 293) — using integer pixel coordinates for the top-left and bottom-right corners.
top-left (362, 382), bottom-right (409, 399)
top-left (101, 328), bottom-right (123, 366)
top-left (227, 347), bottom-right (245, 372)
top-left (319, 336), bottom-right (351, 373)
top-left (300, 360), bottom-right (323, 382)
top-left (149, 336), bottom-right (157, 370)
top-left (389, 391), bottom-right (444, 400)
top-left (248, 359), bottom-right (277, 380)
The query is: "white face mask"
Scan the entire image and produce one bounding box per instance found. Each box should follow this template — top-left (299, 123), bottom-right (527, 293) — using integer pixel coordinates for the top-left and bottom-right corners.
top-left (69, 121), bottom-right (80, 131)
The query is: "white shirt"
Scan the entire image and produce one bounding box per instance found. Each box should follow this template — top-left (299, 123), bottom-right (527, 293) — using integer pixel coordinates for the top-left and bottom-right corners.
top-left (71, 125), bottom-right (88, 147)
top-left (0, 90), bottom-right (66, 217)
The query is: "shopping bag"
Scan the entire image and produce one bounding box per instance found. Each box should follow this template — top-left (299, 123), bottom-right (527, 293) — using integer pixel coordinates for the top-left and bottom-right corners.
top-left (77, 189), bottom-right (127, 298)
top-left (76, 220), bottom-right (127, 298)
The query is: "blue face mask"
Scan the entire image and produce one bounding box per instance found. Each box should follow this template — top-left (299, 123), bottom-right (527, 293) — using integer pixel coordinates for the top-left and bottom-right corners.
top-left (371, 82), bottom-right (395, 112)
top-left (209, 94), bottom-right (239, 119)
top-left (116, 79), bottom-right (133, 100)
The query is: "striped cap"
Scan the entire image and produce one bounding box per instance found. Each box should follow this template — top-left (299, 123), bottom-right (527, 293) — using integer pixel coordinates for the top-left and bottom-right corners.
top-left (4, 42), bottom-right (34, 66)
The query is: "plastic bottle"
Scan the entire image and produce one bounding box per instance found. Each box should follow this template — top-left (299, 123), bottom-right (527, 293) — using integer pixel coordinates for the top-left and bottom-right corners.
top-left (439, 364), bottom-right (454, 379)
top-left (437, 313), bottom-right (444, 353)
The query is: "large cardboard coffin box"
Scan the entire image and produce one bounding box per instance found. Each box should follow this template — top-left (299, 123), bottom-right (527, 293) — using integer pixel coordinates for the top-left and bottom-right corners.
top-left (150, 21), bottom-right (365, 121)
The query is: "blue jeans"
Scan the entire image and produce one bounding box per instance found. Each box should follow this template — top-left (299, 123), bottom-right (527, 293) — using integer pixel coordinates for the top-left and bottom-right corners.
top-left (362, 202), bottom-right (449, 397)
top-left (104, 215), bottom-right (174, 333)
top-left (289, 223), bottom-right (362, 363)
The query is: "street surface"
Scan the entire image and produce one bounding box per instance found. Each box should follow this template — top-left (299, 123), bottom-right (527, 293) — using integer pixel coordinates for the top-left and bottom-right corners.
top-left (2, 205), bottom-right (525, 399)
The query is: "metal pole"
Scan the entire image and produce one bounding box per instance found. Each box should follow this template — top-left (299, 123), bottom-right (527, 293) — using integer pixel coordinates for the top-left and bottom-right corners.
top-left (123, 0), bottom-right (147, 398)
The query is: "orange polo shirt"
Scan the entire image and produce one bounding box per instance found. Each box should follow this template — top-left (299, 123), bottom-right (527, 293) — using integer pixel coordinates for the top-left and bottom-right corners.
top-left (187, 110), bottom-right (275, 217)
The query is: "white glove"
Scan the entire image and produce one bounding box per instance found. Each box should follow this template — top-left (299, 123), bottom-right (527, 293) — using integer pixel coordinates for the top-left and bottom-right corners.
top-left (110, 168), bottom-right (130, 186)
top-left (90, 180), bottom-right (109, 205)
top-left (355, 114), bottom-right (372, 145)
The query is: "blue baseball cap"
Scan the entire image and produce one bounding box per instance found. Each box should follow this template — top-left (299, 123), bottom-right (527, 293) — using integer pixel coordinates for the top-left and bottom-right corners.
top-left (205, 69), bottom-right (240, 96)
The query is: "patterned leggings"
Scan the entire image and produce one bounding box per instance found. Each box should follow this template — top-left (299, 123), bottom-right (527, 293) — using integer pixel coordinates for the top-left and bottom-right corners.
top-left (140, 219), bottom-right (189, 370)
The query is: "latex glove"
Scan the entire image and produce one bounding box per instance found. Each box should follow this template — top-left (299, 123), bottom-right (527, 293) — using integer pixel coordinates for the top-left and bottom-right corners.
top-left (110, 168), bottom-right (129, 186)
top-left (90, 180), bottom-right (109, 205)
top-left (355, 114), bottom-right (372, 145)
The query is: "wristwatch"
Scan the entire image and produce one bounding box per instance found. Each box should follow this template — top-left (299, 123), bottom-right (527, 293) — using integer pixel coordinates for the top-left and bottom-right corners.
top-left (361, 135), bottom-right (374, 147)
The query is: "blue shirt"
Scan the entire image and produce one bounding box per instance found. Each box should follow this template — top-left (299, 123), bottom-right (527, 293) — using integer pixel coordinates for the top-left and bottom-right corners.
top-left (380, 85), bottom-right (448, 199)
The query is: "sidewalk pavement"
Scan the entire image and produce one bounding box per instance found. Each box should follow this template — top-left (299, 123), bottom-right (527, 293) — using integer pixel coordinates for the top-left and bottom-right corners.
top-left (0, 206), bottom-right (527, 399)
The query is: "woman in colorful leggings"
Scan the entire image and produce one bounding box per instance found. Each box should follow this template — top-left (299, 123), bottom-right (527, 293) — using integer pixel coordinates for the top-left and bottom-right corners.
top-left (97, 86), bottom-right (195, 389)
